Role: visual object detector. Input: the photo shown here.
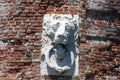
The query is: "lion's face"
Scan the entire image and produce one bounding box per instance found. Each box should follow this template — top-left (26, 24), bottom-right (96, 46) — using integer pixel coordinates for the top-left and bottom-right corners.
top-left (43, 14), bottom-right (78, 45)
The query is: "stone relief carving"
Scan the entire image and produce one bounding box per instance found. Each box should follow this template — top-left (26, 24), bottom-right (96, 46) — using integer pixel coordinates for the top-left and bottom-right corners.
top-left (41, 14), bottom-right (80, 76)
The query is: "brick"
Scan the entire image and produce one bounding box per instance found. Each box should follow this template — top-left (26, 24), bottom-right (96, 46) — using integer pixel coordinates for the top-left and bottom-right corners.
top-left (8, 20), bottom-right (14, 23)
top-left (27, 14), bottom-right (34, 17)
top-left (13, 52), bottom-right (23, 57)
top-left (46, 8), bottom-right (54, 12)
top-left (63, 6), bottom-right (68, 11)
top-left (17, 62), bottom-right (24, 66)
top-left (50, 1), bottom-right (54, 4)
top-left (55, 7), bottom-right (63, 11)
top-left (30, 10), bottom-right (36, 14)
top-left (22, 3), bottom-right (28, 6)
top-left (70, 10), bottom-right (78, 14)
top-left (20, 14), bottom-right (26, 17)
top-left (58, 1), bottom-right (65, 5)
top-left (38, 10), bottom-right (46, 14)
top-left (34, 14), bottom-right (41, 17)
top-left (6, 0), bottom-right (12, 2)
top-left (32, 23), bottom-right (40, 27)
top-left (8, 62), bottom-right (17, 66)
top-left (40, 2), bottom-right (48, 7)
top-left (112, 46), bottom-right (119, 52)
top-left (33, 49), bottom-right (41, 53)
top-left (10, 6), bottom-right (16, 13)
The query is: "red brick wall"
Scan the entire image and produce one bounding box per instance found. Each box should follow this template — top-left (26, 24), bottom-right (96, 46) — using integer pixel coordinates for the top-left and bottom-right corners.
top-left (0, 0), bottom-right (119, 80)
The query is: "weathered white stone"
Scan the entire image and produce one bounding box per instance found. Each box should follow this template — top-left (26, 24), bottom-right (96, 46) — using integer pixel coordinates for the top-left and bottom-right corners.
top-left (41, 14), bottom-right (80, 76)
top-left (86, 0), bottom-right (109, 10)
top-left (0, 41), bottom-right (7, 50)
top-left (0, 3), bottom-right (10, 20)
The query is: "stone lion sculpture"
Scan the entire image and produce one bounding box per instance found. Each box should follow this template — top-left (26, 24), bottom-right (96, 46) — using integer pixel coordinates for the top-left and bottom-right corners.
top-left (41, 14), bottom-right (80, 76)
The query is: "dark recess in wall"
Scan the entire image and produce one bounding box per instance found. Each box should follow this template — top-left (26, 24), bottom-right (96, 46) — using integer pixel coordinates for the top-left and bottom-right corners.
top-left (86, 10), bottom-right (120, 21)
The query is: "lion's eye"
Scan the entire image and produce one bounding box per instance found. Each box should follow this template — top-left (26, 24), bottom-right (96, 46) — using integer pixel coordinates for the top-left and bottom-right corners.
top-left (56, 22), bottom-right (60, 27)
top-left (65, 23), bottom-right (68, 26)
top-left (47, 20), bottom-right (50, 23)
top-left (57, 22), bottom-right (60, 25)
top-left (44, 23), bottom-right (46, 26)
top-left (56, 16), bottom-right (61, 20)
top-left (65, 25), bottom-right (71, 30)
top-left (52, 26), bottom-right (57, 32)
top-left (52, 23), bottom-right (60, 31)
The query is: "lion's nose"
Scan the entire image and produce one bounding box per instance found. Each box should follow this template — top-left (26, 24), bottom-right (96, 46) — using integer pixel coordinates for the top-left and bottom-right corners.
top-left (54, 35), bottom-right (68, 45)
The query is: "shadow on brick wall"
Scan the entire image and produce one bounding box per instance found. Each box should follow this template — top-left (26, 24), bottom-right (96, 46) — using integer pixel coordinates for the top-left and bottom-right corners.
top-left (86, 10), bottom-right (120, 21)
top-left (85, 74), bottom-right (94, 80)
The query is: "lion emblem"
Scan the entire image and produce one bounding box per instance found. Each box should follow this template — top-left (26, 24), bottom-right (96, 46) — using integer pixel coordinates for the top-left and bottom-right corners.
top-left (41, 14), bottom-right (80, 75)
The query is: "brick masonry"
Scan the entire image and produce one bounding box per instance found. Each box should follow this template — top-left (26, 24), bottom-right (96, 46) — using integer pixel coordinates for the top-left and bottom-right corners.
top-left (0, 0), bottom-right (119, 80)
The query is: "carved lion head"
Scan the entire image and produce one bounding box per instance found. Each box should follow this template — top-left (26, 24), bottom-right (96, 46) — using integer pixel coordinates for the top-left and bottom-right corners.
top-left (41, 14), bottom-right (80, 74)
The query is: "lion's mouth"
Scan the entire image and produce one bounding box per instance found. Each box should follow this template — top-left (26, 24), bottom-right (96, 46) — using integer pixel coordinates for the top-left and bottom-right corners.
top-left (52, 44), bottom-right (67, 60)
